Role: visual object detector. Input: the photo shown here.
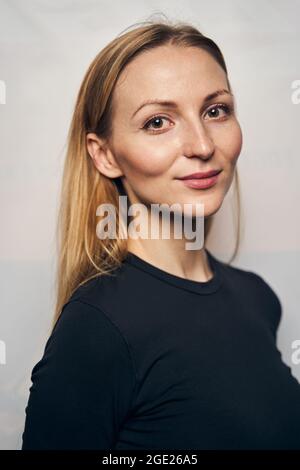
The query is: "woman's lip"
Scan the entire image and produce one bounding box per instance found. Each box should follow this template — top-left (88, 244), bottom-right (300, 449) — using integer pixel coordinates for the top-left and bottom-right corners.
top-left (179, 170), bottom-right (222, 180)
top-left (178, 173), bottom-right (220, 189)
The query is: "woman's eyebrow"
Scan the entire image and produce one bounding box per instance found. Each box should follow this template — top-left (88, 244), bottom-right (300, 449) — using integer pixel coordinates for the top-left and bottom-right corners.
top-left (131, 89), bottom-right (233, 119)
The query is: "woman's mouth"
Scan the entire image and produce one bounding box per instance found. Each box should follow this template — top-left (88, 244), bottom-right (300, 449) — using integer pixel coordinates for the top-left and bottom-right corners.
top-left (177, 170), bottom-right (222, 189)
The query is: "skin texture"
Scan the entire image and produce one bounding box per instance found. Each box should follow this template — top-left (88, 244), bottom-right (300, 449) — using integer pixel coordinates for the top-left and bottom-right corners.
top-left (86, 44), bottom-right (243, 282)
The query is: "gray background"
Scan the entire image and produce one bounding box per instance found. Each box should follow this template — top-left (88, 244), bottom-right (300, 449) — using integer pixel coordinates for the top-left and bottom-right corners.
top-left (0, 0), bottom-right (299, 450)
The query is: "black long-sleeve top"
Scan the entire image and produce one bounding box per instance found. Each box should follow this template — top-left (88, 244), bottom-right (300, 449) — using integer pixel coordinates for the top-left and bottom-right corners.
top-left (21, 249), bottom-right (300, 449)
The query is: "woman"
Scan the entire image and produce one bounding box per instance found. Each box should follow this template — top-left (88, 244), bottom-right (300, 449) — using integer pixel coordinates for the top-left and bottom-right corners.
top-left (21, 19), bottom-right (300, 450)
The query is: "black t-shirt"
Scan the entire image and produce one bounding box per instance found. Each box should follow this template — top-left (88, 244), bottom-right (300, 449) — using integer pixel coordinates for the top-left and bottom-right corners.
top-left (21, 249), bottom-right (300, 449)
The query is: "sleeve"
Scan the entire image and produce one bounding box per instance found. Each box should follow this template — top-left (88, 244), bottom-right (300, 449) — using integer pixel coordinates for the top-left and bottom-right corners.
top-left (21, 300), bottom-right (136, 450)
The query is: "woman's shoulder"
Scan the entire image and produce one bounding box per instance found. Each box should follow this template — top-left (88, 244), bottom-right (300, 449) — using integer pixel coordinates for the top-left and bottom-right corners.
top-left (212, 252), bottom-right (281, 300)
top-left (226, 260), bottom-right (282, 306)
top-left (54, 265), bottom-right (132, 342)
top-left (213, 255), bottom-right (283, 335)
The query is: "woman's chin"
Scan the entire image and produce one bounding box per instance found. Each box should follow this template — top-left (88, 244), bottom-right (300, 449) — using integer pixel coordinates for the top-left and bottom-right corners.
top-left (172, 193), bottom-right (223, 218)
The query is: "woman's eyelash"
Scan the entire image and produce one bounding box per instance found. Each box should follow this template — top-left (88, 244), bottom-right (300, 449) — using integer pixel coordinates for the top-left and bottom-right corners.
top-left (205, 103), bottom-right (233, 119)
top-left (142, 103), bottom-right (233, 132)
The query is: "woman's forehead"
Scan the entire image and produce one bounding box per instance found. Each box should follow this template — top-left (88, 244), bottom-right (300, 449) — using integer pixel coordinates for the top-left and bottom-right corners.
top-left (113, 46), bottom-right (228, 117)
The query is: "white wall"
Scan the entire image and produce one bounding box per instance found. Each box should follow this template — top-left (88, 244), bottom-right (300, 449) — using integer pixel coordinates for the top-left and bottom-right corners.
top-left (0, 0), bottom-right (299, 450)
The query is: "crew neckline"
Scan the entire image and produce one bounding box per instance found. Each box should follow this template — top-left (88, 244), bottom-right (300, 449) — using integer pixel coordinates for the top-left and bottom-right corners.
top-left (124, 248), bottom-right (222, 295)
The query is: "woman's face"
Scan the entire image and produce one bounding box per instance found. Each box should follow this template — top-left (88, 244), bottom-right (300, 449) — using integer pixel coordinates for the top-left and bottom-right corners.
top-left (90, 44), bottom-right (242, 217)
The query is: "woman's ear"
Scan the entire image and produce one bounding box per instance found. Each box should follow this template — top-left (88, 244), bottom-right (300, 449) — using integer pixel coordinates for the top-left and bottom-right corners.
top-left (86, 132), bottom-right (123, 179)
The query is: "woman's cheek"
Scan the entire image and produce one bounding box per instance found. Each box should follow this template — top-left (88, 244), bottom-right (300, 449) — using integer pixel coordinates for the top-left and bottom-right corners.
top-left (215, 121), bottom-right (243, 163)
top-left (229, 121), bottom-right (243, 160)
top-left (112, 145), bottom-right (154, 176)
top-left (127, 146), bottom-right (174, 176)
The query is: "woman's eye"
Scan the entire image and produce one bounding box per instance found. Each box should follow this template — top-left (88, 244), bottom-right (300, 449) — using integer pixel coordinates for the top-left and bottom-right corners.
top-left (142, 104), bottom-right (232, 133)
top-left (143, 116), bottom-right (172, 133)
top-left (204, 103), bottom-right (232, 120)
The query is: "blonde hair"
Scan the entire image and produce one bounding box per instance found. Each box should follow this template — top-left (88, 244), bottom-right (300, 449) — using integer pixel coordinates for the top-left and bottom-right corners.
top-left (52, 16), bottom-right (241, 331)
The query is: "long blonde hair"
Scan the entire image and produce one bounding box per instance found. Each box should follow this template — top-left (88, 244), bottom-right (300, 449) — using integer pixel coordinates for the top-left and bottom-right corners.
top-left (52, 17), bottom-right (241, 331)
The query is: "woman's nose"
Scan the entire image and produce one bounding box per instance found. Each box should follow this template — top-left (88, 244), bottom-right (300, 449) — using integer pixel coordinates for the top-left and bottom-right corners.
top-left (182, 121), bottom-right (215, 160)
